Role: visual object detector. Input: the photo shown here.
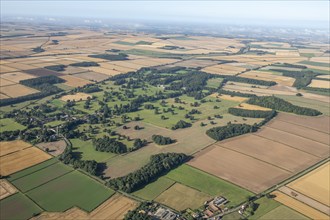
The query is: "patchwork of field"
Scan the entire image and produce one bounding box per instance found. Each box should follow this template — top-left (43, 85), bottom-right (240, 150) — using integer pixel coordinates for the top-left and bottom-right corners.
top-left (0, 141), bottom-right (52, 176)
top-left (188, 113), bottom-right (330, 193)
top-left (239, 70), bottom-right (296, 86)
top-left (202, 64), bottom-right (247, 75)
top-left (0, 180), bottom-right (17, 200)
top-left (1, 84), bottom-right (39, 98)
top-left (60, 92), bottom-right (92, 102)
top-left (259, 205), bottom-right (309, 220)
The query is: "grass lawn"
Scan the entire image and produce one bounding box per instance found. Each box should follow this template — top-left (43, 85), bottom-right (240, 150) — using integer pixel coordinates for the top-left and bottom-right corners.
top-left (45, 120), bottom-right (65, 127)
top-left (7, 158), bottom-right (59, 182)
top-left (258, 205), bottom-right (309, 220)
top-left (26, 171), bottom-right (114, 212)
top-left (0, 192), bottom-right (42, 220)
top-left (165, 165), bottom-right (253, 206)
top-left (70, 138), bottom-right (116, 162)
top-left (132, 177), bottom-right (175, 200)
top-left (11, 162), bottom-right (73, 192)
top-left (249, 197), bottom-right (280, 219)
top-left (0, 118), bottom-right (26, 131)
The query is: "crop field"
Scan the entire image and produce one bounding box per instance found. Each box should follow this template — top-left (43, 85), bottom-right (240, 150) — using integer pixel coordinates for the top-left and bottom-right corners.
top-left (60, 92), bottom-right (92, 102)
top-left (234, 103), bottom-right (271, 110)
top-left (1, 71), bottom-right (35, 82)
top-left (60, 75), bottom-right (93, 87)
top-left (202, 64), bottom-right (246, 75)
top-left (287, 162), bottom-right (330, 206)
top-left (308, 79), bottom-right (330, 88)
top-left (0, 192), bottom-right (43, 220)
top-left (11, 162), bottom-right (73, 192)
top-left (36, 140), bottom-right (66, 156)
top-left (25, 68), bottom-right (63, 77)
top-left (73, 71), bottom-right (109, 82)
top-left (0, 146), bottom-right (52, 176)
top-left (239, 70), bottom-right (295, 86)
top-left (0, 140), bottom-right (32, 157)
top-left (209, 93), bottom-right (248, 102)
top-left (189, 113), bottom-right (329, 193)
top-left (0, 180), bottom-right (17, 200)
top-left (26, 171), bottom-right (114, 212)
top-left (0, 78), bottom-right (16, 87)
top-left (1, 84), bottom-right (39, 98)
top-left (272, 191), bottom-right (329, 220)
top-left (259, 205), bottom-right (309, 220)
top-left (155, 183), bottom-right (212, 211)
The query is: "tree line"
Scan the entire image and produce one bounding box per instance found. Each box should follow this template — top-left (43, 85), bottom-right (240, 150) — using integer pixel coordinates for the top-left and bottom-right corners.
top-left (228, 108), bottom-right (275, 118)
top-left (152, 135), bottom-right (175, 145)
top-left (206, 123), bottom-right (258, 141)
top-left (93, 136), bottom-right (127, 154)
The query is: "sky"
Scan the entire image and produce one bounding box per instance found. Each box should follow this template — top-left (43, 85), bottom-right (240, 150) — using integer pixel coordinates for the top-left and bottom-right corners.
top-left (1, 1), bottom-right (329, 28)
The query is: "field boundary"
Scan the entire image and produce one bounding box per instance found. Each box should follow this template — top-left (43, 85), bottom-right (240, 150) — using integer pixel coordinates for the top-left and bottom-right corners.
top-left (276, 118), bottom-right (330, 134)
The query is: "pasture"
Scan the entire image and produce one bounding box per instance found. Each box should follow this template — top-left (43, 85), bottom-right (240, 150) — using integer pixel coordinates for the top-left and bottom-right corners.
top-left (0, 118), bottom-right (26, 131)
top-left (60, 92), bottom-right (92, 102)
top-left (155, 183), bottom-right (212, 211)
top-left (26, 171), bottom-right (114, 212)
top-left (133, 177), bottom-right (175, 200)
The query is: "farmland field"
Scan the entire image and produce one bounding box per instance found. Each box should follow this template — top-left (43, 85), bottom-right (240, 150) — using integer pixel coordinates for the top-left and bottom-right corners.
top-left (0, 179), bottom-right (17, 200)
top-left (155, 183), bottom-right (212, 211)
top-left (0, 140), bottom-right (32, 156)
top-left (308, 79), bottom-right (330, 88)
top-left (259, 205), bottom-right (309, 220)
top-left (0, 118), bottom-right (26, 131)
top-left (26, 171), bottom-right (114, 212)
top-left (132, 177), bottom-right (175, 200)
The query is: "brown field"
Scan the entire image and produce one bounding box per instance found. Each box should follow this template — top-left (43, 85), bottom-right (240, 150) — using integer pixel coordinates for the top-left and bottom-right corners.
top-left (288, 162), bottom-right (330, 207)
top-left (1, 84), bottom-right (39, 98)
top-left (0, 147), bottom-right (52, 176)
top-left (100, 63), bottom-right (136, 73)
top-left (235, 103), bottom-right (271, 110)
top-left (155, 183), bottom-right (211, 211)
top-left (0, 78), bottom-right (16, 87)
top-left (239, 70), bottom-right (295, 86)
top-left (4, 62), bottom-right (35, 71)
top-left (272, 191), bottom-right (329, 220)
top-left (308, 79), bottom-right (330, 89)
top-left (36, 140), bottom-right (67, 157)
top-left (189, 145), bottom-right (290, 193)
top-left (25, 68), bottom-right (63, 77)
top-left (316, 75), bottom-right (330, 79)
top-left (73, 71), bottom-right (109, 82)
top-left (0, 65), bottom-right (18, 74)
top-left (81, 66), bottom-right (120, 76)
top-left (0, 179), bottom-right (17, 200)
top-left (60, 75), bottom-right (93, 87)
top-left (0, 140), bottom-right (32, 157)
top-left (1, 71), bottom-right (36, 83)
top-left (61, 66), bottom-right (87, 75)
top-left (61, 92), bottom-right (92, 102)
top-left (219, 135), bottom-right (319, 172)
top-left (0, 93), bottom-right (10, 99)
top-left (276, 50), bottom-right (300, 56)
top-left (202, 64), bottom-right (246, 76)
top-left (32, 193), bottom-right (138, 220)
top-left (311, 57), bottom-right (330, 63)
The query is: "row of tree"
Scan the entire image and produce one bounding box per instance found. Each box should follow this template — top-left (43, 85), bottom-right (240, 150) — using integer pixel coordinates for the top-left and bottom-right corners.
top-left (206, 122), bottom-right (258, 141)
top-left (93, 136), bottom-right (127, 154)
top-left (107, 153), bottom-right (188, 192)
top-left (228, 108), bottom-right (275, 118)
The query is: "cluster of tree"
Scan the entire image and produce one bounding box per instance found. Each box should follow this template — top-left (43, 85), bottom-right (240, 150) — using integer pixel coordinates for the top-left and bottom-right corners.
top-left (106, 49), bottom-right (121, 53)
top-left (228, 108), bottom-right (275, 118)
top-left (273, 63), bottom-right (307, 69)
top-left (93, 136), bottom-right (127, 154)
top-left (32, 46), bottom-right (45, 53)
top-left (160, 45), bottom-right (184, 50)
top-left (107, 153), bottom-right (188, 192)
top-left (20, 75), bottom-right (65, 88)
top-left (77, 85), bottom-right (101, 93)
top-left (171, 120), bottom-right (192, 130)
top-left (269, 69), bottom-right (317, 89)
top-left (218, 89), bottom-right (257, 98)
top-left (89, 53), bottom-right (128, 61)
top-left (124, 202), bottom-right (153, 220)
top-left (303, 87), bottom-right (330, 96)
top-left (152, 135), bottom-right (175, 145)
top-left (206, 123), bottom-right (258, 141)
top-left (219, 75), bottom-right (276, 86)
top-left (0, 130), bottom-right (21, 141)
top-left (60, 143), bottom-right (98, 175)
top-left (70, 61), bottom-right (100, 67)
top-left (247, 96), bottom-right (321, 116)
top-left (45, 65), bottom-right (66, 72)
top-left (132, 138), bottom-right (148, 151)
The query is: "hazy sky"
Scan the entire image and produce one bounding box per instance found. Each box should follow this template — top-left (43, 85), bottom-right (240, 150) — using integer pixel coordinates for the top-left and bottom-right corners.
top-left (1, 1), bottom-right (329, 27)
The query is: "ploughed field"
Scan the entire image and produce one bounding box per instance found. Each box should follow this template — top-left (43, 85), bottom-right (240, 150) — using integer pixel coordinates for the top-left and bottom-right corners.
top-left (188, 113), bottom-right (330, 193)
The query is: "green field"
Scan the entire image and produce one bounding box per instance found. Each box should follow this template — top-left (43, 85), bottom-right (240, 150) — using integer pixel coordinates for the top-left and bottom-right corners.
top-left (299, 60), bottom-right (330, 68)
top-left (165, 165), bottom-right (253, 206)
top-left (132, 177), bottom-right (175, 200)
top-left (7, 158), bottom-right (59, 182)
top-left (258, 205), bottom-right (309, 220)
top-left (0, 193), bottom-right (42, 220)
top-left (0, 118), bottom-right (26, 131)
top-left (70, 138), bottom-right (116, 162)
top-left (11, 162), bottom-right (73, 192)
top-left (26, 171), bottom-right (114, 212)
top-left (249, 197), bottom-right (280, 219)
top-left (207, 78), bottom-right (224, 88)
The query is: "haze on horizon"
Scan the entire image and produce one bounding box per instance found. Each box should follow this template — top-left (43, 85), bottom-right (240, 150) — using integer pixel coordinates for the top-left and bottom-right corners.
top-left (1, 0), bottom-right (329, 29)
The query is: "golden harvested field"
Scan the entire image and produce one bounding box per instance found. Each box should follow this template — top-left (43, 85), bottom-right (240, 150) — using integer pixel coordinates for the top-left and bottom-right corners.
top-left (0, 147), bottom-right (52, 176)
top-left (1, 84), bottom-right (39, 98)
top-left (303, 64), bottom-right (330, 71)
top-left (276, 50), bottom-right (300, 56)
top-left (155, 183), bottom-right (211, 211)
top-left (4, 62), bottom-right (35, 71)
top-left (31, 207), bottom-right (88, 220)
top-left (61, 92), bottom-right (92, 102)
top-left (311, 57), bottom-right (330, 63)
top-left (240, 70), bottom-right (295, 86)
top-left (316, 75), bottom-right (330, 79)
top-left (308, 79), bottom-right (330, 89)
top-left (0, 78), bottom-right (16, 87)
top-left (209, 94), bottom-right (248, 102)
top-left (272, 191), bottom-right (329, 220)
top-left (202, 64), bottom-right (246, 75)
top-left (0, 179), bottom-right (17, 200)
top-left (60, 75), bottom-right (93, 87)
top-left (73, 71), bottom-right (109, 82)
top-left (288, 162), bottom-right (330, 206)
top-left (0, 140), bottom-right (32, 157)
top-left (81, 66), bottom-right (120, 76)
top-left (99, 63), bottom-right (136, 73)
top-left (1, 71), bottom-right (35, 83)
top-left (235, 103), bottom-right (271, 110)
top-left (0, 93), bottom-right (10, 99)
top-left (0, 65), bottom-right (18, 74)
